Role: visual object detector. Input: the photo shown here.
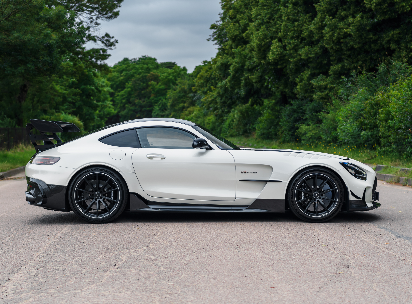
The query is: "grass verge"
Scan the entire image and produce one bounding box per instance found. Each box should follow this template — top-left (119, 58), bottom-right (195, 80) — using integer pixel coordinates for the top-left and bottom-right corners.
top-left (378, 166), bottom-right (412, 178)
top-left (227, 136), bottom-right (412, 169)
top-left (0, 144), bottom-right (36, 172)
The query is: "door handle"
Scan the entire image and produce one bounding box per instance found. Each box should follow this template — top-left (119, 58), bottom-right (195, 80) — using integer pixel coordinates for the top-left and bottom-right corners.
top-left (146, 153), bottom-right (166, 160)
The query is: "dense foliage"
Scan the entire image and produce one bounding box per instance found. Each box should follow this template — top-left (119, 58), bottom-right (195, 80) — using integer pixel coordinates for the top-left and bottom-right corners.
top-left (0, 0), bottom-right (123, 130)
top-left (106, 57), bottom-right (187, 123)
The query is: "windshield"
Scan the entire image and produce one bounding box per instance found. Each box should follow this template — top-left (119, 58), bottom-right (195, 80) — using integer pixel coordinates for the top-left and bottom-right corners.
top-left (193, 125), bottom-right (240, 150)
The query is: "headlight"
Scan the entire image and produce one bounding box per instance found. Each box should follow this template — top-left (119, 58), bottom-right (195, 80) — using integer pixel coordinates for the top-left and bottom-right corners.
top-left (32, 156), bottom-right (60, 165)
top-left (340, 162), bottom-right (367, 180)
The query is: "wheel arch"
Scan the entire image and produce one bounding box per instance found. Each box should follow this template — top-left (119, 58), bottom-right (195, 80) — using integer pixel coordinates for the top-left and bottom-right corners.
top-left (284, 165), bottom-right (349, 211)
top-left (65, 164), bottom-right (131, 212)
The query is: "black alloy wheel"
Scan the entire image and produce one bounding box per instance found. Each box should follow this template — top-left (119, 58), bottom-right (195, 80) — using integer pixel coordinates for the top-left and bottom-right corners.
top-left (68, 167), bottom-right (128, 223)
top-left (288, 168), bottom-right (344, 222)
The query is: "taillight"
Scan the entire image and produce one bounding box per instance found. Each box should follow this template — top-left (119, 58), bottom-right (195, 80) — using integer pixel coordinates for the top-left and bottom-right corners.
top-left (33, 156), bottom-right (60, 165)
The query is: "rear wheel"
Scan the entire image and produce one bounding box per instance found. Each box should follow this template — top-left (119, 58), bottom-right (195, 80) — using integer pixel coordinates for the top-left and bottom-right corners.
top-left (68, 167), bottom-right (128, 223)
top-left (288, 168), bottom-right (344, 222)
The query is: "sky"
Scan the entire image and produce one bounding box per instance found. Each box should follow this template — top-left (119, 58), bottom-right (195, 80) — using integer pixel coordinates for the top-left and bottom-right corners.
top-left (94, 0), bottom-right (222, 72)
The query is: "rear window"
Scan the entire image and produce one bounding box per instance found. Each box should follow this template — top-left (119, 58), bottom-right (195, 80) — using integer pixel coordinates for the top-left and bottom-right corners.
top-left (99, 129), bottom-right (140, 148)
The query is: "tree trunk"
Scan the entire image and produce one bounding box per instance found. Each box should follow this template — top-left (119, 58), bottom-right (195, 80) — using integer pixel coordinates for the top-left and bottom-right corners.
top-left (16, 81), bottom-right (29, 126)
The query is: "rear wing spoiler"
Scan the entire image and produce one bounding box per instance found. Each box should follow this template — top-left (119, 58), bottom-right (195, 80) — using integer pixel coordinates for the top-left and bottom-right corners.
top-left (26, 119), bottom-right (80, 152)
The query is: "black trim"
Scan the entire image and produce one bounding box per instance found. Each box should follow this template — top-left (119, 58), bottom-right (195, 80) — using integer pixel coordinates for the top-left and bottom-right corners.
top-left (129, 193), bottom-right (149, 211)
top-left (127, 193), bottom-right (285, 213)
top-left (98, 128), bottom-right (141, 148)
top-left (372, 177), bottom-right (379, 201)
top-left (350, 190), bottom-right (361, 199)
top-left (239, 179), bottom-right (282, 182)
top-left (26, 119), bottom-right (80, 152)
top-left (247, 199), bottom-right (285, 212)
top-left (148, 206), bottom-right (241, 212)
top-left (145, 200), bottom-right (235, 207)
top-left (26, 177), bottom-right (68, 211)
top-left (348, 200), bottom-right (377, 211)
top-left (192, 138), bottom-right (212, 150)
top-left (347, 178), bottom-right (380, 211)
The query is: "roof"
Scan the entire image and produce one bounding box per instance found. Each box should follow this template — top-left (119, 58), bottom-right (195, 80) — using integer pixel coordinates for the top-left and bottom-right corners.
top-left (129, 118), bottom-right (196, 126)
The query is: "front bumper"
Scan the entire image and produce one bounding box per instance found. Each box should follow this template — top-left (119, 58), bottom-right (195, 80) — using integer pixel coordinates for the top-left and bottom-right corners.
top-left (348, 177), bottom-right (380, 211)
top-left (26, 177), bottom-right (69, 211)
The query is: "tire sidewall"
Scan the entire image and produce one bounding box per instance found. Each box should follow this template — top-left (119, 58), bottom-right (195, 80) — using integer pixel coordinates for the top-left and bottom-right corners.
top-left (68, 166), bottom-right (128, 223)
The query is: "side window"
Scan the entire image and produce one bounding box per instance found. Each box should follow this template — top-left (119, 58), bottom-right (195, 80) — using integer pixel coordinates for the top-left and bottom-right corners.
top-left (136, 127), bottom-right (196, 149)
top-left (99, 129), bottom-right (140, 148)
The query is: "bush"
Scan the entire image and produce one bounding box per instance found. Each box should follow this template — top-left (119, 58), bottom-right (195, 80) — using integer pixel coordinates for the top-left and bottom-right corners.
top-left (0, 114), bottom-right (16, 128)
top-left (377, 76), bottom-right (412, 158)
top-left (334, 61), bottom-right (412, 148)
top-left (279, 99), bottom-right (323, 143)
top-left (255, 98), bottom-right (281, 140)
top-left (336, 88), bottom-right (378, 147)
top-left (221, 103), bottom-right (261, 137)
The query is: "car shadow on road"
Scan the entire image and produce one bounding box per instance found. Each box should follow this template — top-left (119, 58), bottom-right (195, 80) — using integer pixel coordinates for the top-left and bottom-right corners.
top-left (332, 212), bottom-right (381, 223)
top-left (117, 210), bottom-right (382, 224)
top-left (28, 210), bottom-right (382, 225)
top-left (28, 212), bottom-right (86, 225)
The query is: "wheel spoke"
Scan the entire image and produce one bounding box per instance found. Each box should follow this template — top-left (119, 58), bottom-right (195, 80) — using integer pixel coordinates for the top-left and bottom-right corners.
top-left (322, 187), bottom-right (337, 194)
top-left (75, 198), bottom-right (87, 203)
top-left (318, 200), bottom-right (328, 209)
top-left (314, 174), bottom-right (318, 188)
top-left (84, 177), bottom-right (95, 189)
top-left (100, 178), bottom-right (110, 190)
top-left (101, 201), bottom-right (111, 212)
top-left (77, 189), bottom-right (92, 194)
top-left (315, 202), bottom-right (319, 215)
top-left (102, 188), bottom-right (119, 195)
top-left (304, 179), bottom-right (313, 192)
top-left (102, 196), bottom-right (118, 203)
top-left (318, 177), bottom-right (328, 190)
top-left (96, 172), bottom-right (99, 189)
top-left (304, 199), bottom-right (314, 212)
top-left (297, 188), bottom-right (312, 195)
top-left (96, 200), bottom-right (100, 213)
top-left (84, 201), bottom-right (95, 213)
top-left (296, 197), bottom-right (308, 204)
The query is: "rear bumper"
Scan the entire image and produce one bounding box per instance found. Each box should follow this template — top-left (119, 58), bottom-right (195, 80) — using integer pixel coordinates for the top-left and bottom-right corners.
top-left (25, 177), bottom-right (69, 212)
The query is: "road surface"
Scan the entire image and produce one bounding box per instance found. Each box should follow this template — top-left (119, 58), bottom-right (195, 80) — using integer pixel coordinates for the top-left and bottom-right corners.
top-left (0, 179), bottom-right (411, 303)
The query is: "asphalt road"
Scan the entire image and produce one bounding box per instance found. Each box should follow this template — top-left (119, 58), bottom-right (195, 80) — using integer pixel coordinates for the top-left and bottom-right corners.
top-left (0, 179), bottom-right (412, 303)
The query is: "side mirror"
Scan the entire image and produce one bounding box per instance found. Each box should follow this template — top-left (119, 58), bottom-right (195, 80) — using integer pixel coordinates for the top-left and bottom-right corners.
top-left (192, 138), bottom-right (211, 149)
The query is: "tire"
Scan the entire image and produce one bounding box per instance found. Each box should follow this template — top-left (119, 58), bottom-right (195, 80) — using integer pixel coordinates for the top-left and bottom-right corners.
top-left (287, 167), bottom-right (344, 222)
top-left (68, 166), bottom-right (128, 223)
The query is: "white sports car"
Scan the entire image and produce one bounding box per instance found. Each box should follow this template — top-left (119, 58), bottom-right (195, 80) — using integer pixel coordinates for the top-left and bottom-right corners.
top-left (25, 118), bottom-right (380, 223)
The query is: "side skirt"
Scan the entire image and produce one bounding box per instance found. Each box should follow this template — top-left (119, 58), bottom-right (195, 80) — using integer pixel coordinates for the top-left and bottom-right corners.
top-left (129, 193), bottom-right (285, 213)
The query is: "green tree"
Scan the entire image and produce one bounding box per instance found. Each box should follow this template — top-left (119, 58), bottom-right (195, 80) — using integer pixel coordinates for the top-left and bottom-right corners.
top-left (0, 0), bottom-right (81, 125)
top-left (199, 0), bottom-right (412, 134)
top-left (0, 0), bottom-right (123, 127)
top-left (108, 56), bottom-right (187, 122)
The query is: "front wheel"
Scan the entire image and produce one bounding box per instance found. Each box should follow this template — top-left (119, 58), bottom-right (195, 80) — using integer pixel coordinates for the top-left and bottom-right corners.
top-left (68, 167), bottom-right (128, 223)
top-left (288, 168), bottom-right (344, 222)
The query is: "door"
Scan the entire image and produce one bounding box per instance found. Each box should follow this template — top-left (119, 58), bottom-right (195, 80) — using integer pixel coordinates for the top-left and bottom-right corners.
top-left (131, 127), bottom-right (236, 204)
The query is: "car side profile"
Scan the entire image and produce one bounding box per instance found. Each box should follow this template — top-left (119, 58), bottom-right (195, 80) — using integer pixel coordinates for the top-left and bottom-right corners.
top-left (25, 118), bottom-right (380, 223)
